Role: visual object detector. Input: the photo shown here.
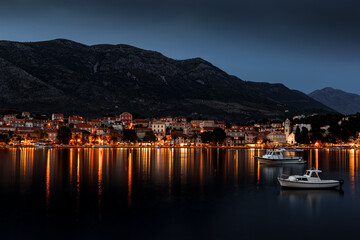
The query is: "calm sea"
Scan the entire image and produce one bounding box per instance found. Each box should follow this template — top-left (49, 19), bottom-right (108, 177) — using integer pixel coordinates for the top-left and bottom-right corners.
top-left (0, 148), bottom-right (359, 239)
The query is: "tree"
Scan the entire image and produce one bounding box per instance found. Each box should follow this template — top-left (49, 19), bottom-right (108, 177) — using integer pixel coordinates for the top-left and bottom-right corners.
top-left (212, 128), bottom-right (226, 143)
top-left (57, 126), bottom-right (72, 144)
top-left (190, 133), bottom-right (198, 140)
top-left (109, 129), bottom-right (121, 143)
top-left (201, 131), bottom-right (213, 143)
top-left (15, 135), bottom-right (23, 141)
top-left (123, 129), bottom-right (137, 142)
top-left (295, 127), bottom-right (301, 144)
top-left (34, 128), bottom-right (48, 140)
top-left (301, 127), bottom-right (309, 144)
top-left (166, 127), bottom-right (171, 135)
top-left (0, 134), bottom-right (10, 143)
top-left (143, 131), bottom-right (156, 142)
top-left (310, 130), bottom-right (324, 143)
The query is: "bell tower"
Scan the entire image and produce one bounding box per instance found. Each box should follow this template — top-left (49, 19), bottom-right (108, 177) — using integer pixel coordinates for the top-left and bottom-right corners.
top-left (284, 118), bottom-right (291, 137)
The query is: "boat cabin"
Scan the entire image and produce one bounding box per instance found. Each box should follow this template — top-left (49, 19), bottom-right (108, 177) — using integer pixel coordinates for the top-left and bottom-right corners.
top-left (264, 150), bottom-right (285, 159)
top-left (263, 149), bottom-right (302, 159)
top-left (289, 170), bottom-right (322, 182)
top-left (305, 170), bottom-right (321, 178)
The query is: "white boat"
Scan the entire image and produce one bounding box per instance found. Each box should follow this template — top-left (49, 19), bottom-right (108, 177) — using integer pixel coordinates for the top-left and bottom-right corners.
top-left (35, 142), bottom-right (52, 148)
top-left (255, 149), bottom-right (306, 165)
top-left (92, 144), bottom-right (113, 148)
top-left (278, 169), bottom-right (344, 189)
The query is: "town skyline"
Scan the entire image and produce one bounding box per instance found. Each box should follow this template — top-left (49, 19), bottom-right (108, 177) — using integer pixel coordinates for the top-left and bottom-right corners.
top-left (1, 108), bottom-right (360, 148)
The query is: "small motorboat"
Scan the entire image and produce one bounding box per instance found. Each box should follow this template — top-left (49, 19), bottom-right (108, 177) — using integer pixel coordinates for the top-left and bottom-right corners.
top-left (35, 142), bottom-right (52, 148)
top-left (92, 144), bottom-right (113, 148)
top-left (255, 149), bottom-right (306, 165)
top-left (278, 169), bottom-right (344, 189)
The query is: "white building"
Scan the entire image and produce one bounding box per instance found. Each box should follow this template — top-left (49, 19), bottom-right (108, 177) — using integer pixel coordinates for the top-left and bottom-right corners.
top-left (3, 114), bottom-right (17, 124)
top-left (51, 113), bottom-right (64, 121)
top-left (267, 132), bottom-right (287, 144)
top-left (151, 121), bottom-right (166, 135)
top-left (200, 120), bottom-right (215, 128)
top-left (287, 132), bottom-right (296, 145)
top-left (284, 118), bottom-right (291, 137)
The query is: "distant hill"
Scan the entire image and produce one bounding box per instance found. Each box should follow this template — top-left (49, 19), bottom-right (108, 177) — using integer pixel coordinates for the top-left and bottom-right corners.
top-left (309, 87), bottom-right (360, 115)
top-left (0, 39), bottom-right (334, 121)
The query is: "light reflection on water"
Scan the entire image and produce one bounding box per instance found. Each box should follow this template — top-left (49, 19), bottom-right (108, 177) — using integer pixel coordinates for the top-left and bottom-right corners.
top-left (0, 148), bottom-right (359, 239)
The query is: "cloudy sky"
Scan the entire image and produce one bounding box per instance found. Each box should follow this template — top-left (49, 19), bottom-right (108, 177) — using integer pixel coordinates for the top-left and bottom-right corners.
top-left (1, 0), bottom-right (359, 94)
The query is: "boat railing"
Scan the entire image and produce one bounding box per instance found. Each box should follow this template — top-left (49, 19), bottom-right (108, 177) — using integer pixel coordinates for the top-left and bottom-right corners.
top-left (279, 174), bottom-right (290, 179)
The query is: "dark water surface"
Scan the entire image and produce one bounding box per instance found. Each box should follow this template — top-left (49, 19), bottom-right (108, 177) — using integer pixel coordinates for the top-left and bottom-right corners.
top-left (0, 148), bottom-right (359, 239)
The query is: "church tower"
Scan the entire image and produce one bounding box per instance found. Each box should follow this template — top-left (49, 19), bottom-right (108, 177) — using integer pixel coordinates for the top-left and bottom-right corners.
top-left (284, 118), bottom-right (291, 137)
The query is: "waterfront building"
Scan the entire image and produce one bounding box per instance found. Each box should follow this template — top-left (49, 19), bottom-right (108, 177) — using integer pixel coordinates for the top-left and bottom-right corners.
top-left (225, 125), bottom-right (255, 139)
top-left (25, 120), bottom-right (34, 128)
top-left (170, 133), bottom-right (188, 145)
top-left (74, 123), bottom-right (93, 133)
top-left (170, 122), bottom-right (185, 131)
top-left (9, 119), bottom-right (25, 128)
top-left (117, 112), bottom-right (133, 127)
top-left (200, 120), bottom-right (215, 128)
top-left (87, 119), bottom-right (102, 128)
top-left (21, 112), bottom-right (31, 119)
top-left (151, 121), bottom-right (166, 135)
top-left (267, 131), bottom-right (287, 144)
top-left (101, 116), bottom-right (116, 127)
top-left (71, 129), bottom-right (90, 144)
top-left (14, 127), bottom-right (36, 140)
top-left (51, 113), bottom-right (64, 121)
top-left (215, 121), bottom-right (226, 129)
top-left (0, 125), bottom-right (16, 133)
top-left (245, 132), bottom-right (258, 143)
top-left (133, 119), bottom-right (150, 128)
top-left (202, 126), bottom-right (216, 132)
top-left (287, 132), bottom-right (296, 145)
top-left (160, 116), bottom-right (173, 123)
top-left (136, 128), bottom-right (153, 140)
top-left (173, 117), bottom-right (187, 123)
top-left (45, 129), bottom-right (57, 141)
top-left (112, 123), bottom-right (123, 131)
top-left (3, 114), bottom-right (17, 124)
top-left (69, 115), bottom-right (85, 125)
top-left (94, 127), bottom-right (108, 135)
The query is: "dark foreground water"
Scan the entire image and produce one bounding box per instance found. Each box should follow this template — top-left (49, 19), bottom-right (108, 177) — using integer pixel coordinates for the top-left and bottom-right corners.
top-left (0, 148), bottom-right (359, 239)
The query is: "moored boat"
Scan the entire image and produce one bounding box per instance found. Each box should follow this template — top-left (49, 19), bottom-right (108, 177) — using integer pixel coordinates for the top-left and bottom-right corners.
top-left (35, 142), bottom-right (52, 148)
top-left (255, 149), bottom-right (306, 165)
top-left (278, 169), bottom-right (344, 189)
top-left (92, 144), bottom-right (113, 148)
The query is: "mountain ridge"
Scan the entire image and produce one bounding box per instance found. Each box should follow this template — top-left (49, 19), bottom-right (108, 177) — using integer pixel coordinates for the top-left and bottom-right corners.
top-left (309, 87), bottom-right (360, 115)
top-left (0, 39), bottom-right (335, 121)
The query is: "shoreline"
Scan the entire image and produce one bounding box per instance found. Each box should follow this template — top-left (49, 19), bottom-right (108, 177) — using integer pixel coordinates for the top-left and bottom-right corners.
top-left (0, 145), bottom-right (357, 150)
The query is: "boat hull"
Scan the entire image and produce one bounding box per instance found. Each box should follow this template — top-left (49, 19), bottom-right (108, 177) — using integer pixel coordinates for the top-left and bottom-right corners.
top-left (256, 156), bottom-right (306, 165)
top-left (92, 145), bottom-right (113, 148)
top-left (278, 178), bottom-right (341, 189)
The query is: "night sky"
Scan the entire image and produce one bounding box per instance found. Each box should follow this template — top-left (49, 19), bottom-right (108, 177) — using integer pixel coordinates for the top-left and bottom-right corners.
top-left (1, 0), bottom-right (359, 94)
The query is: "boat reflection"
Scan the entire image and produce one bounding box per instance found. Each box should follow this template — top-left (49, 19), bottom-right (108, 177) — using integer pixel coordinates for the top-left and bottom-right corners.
top-left (278, 189), bottom-right (344, 211)
top-left (258, 164), bottom-right (307, 185)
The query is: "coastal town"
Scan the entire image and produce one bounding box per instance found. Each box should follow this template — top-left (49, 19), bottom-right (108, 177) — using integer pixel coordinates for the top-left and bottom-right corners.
top-left (0, 110), bottom-right (360, 148)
